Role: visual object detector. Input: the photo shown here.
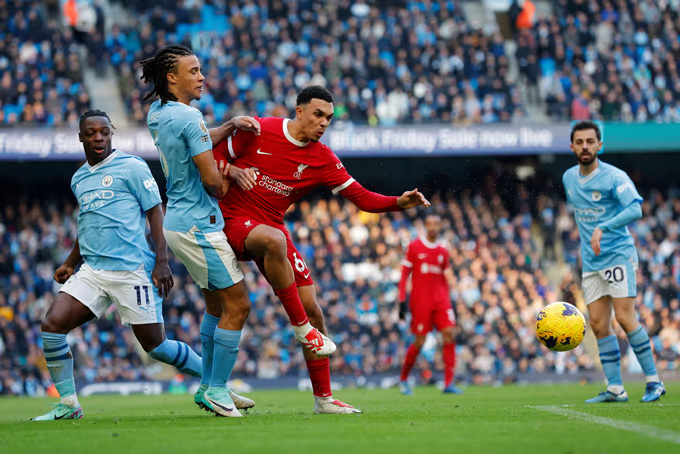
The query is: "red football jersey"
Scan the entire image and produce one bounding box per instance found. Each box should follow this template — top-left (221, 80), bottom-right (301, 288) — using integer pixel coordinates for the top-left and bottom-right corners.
top-left (214, 117), bottom-right (356, 226)
top-left (399, 237), bottom-right (451, 307)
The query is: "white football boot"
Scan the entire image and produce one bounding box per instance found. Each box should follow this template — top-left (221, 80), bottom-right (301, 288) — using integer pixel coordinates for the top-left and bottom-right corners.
top-left (314, 396), bottom-right (363, 414)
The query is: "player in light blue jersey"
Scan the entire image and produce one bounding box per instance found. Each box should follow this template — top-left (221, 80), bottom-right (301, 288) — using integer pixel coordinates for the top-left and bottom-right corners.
top-left (563, 121), bottom-right (664, 403)
top-left (140, 46), bottom-right (336, 416)
top-left (34, 111), bottom-right (205, 421)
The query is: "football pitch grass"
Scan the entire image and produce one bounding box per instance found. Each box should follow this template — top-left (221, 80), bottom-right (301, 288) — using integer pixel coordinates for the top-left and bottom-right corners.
top-left (1, 383), bottom-right (679, 454)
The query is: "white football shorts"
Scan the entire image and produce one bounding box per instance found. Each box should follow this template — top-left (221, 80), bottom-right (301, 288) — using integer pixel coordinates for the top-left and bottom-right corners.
top-left (164, 226), bottom-right (243, 290)
top-left (60, 263), bottom-right (163, 326)
top-left (582, 261), bottom-right (637, 304)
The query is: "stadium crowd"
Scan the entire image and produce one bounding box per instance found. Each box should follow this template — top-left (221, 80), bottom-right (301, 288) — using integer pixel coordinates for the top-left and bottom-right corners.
top-left (106, 0), bottom-right (522, 125)
top-left (2, 175), bottom-right (679, 396)
top-left (0, 1), bottom-right (91, 127)
top-left (522, 0), bottom-right (680, 122)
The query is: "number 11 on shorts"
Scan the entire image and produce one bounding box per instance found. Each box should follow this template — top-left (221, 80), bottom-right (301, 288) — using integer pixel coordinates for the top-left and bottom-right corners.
top-left (134, 285), bottom-right (150, 305)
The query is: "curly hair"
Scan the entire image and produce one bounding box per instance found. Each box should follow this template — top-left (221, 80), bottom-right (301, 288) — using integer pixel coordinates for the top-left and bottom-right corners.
top-left (139, 44), bottom-right (194, 104)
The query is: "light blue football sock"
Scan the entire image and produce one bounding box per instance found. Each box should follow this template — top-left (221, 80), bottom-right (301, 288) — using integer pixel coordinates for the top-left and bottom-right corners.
top-left (210, 328), bottom-right (241, 388)
top-left (627, 326), bottom-right (659, 379)
top-left (597, 335), bottom-right (623, 386)
top-left (148, 339), bottom-right (201, 377)
top-left (41, 332), bottom-right (76, 398)
top-left (199, 312), bottom-right (220, 386)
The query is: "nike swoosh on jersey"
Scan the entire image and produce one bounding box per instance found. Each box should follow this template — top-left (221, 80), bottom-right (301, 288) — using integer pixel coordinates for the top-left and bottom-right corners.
top-left (418, 254), bottom-right (427, 259)
top-left (256, 149), bottom-right (273, 155)
top-left (303, 273), bottom-right (310, 279)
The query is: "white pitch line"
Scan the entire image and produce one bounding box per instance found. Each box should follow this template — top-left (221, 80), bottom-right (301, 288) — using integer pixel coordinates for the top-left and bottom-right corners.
top-left (529, 406), bottom-right (680, 445)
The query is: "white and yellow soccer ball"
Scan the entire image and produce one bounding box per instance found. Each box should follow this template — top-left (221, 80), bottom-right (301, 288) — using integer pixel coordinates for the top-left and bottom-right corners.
top-left (536, 302), bottom-right (587, 351)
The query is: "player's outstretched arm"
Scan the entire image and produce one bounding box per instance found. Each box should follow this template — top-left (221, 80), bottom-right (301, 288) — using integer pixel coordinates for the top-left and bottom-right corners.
top-left (209, 116), bottom-right (261, 144)
top-left (146, 204), bottom-right (174, 298)
top-left (397, 188), bottom-right (431, 209)
top-left (54, 237), bottom-right (82, 284)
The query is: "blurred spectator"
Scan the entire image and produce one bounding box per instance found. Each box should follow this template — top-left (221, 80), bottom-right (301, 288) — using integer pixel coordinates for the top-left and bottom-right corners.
top-left (109, 0), bottom-right (522, 126)
top-left (528, 0), bottom-right (680, 122)
top-left (0, 1), bottom-right (91, 127)
top-left (8, 172), bottom-right (680, 395)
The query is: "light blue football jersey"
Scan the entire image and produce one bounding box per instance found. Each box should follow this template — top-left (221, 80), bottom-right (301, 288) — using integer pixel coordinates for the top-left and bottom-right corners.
top-left (71, 151), bottom-right (162, 271)
top-left (147, 100), bottom-right (223, 233)
top-left (562, 161), bottom-right (642, 272)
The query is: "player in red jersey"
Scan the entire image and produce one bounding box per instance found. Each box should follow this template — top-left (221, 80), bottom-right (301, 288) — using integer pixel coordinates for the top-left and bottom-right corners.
top-left (397, 214), bottom-right (463, 395)
top-left (213, 85), bottom-right (430, 413)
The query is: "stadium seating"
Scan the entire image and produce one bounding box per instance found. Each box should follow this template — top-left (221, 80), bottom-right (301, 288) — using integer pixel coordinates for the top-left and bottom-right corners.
top-left (0, 1), bottom-right (91, 126)
top-left (110, 1), bottom-right (521, 125)
top-left (2, 184), bottom-right (678, 396)
top-left (524, 0), bottom-right (680, 122)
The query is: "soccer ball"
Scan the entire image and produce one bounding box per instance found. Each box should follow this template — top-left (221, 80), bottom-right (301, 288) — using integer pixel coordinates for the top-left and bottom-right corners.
top-left (536, 302), bottom-right (587, 351)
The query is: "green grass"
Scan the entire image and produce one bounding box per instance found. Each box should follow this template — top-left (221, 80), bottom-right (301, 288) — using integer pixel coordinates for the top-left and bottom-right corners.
top-left (1, 383), bottom-right (679, 454)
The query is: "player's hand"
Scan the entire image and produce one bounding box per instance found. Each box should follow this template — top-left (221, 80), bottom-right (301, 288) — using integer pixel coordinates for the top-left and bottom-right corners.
top-left (231, 166), bottom-right (258, 191)
top-left (152, 260), bottom-right (174, 298)
top-left (232, 116), bottom-right (261, 136)
top-left (397, 188), bottom-right (431, 210)
top-left (591, 227), bottom-right (603, 256)
top-left (53, 264), bottom-right (75, 284)
top-left (218, 159), bottom-right (231, 178)
top-left (398, 301), bottom-right (408, 320)
top-left (215, 159), bottom-right (232, 196)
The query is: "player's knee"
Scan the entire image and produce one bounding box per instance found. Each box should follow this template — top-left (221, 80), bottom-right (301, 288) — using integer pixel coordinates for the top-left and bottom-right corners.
top-left (263, 230), bottom-right (287, 257)
top-left (413, 337), bottom-right (426, 349)
top-left (228, 286), bottom-right (251, 324)
top-left (41, 317), bottom-right (68, 334)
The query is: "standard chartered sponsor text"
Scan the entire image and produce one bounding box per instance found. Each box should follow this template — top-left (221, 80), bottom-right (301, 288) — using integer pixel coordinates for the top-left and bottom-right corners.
top-left (259, 174), bottom-right (293, 197)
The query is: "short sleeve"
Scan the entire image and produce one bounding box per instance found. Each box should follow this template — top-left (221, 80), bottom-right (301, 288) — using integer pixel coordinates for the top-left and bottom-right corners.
top-left (223, 124), bottom-right (258, 160)
top-left (612, 171), bottom-right (642, 207)
top-left (126, 158), bottom-right (162, 211)
top-left (321, 148), bottom-right (355, 195)
top-left (180, 109), bottom-right (212, 157)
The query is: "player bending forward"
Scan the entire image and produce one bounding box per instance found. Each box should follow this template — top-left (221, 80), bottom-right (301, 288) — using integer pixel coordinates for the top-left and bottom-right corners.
top-left (563, 120), bottom-right (664, 403)
top-left (398, 214), bottom-right (463, 395)
top-left (34, 111), bottom-right (204, 421)
top-left (214, 85), bottom-right (430, 413)
top-left (141, 45), bottom-right (334, 416)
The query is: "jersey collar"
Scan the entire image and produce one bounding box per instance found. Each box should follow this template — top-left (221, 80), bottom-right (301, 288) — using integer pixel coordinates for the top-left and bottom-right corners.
top-left (421, 237), bottom-right (440, 249)
top-left (87, 150), bottom-right (118, 173)
top-left (283, 119), bottom-right (310, 147)
top-left (578, 166), bottom-right (600, 185)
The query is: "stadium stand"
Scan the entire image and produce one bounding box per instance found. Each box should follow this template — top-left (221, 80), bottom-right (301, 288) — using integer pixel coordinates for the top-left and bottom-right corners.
top-left (524, 0), bottom-right (680, 122)
top-left (108, 0), bottom-right (522, 125)
top-left (2, 176), bottom-right (678, 395)
top-left (0, 1), bottom-right (91, 127)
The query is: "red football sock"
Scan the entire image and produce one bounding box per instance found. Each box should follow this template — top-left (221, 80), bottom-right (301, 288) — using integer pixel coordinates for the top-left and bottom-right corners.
top-left (443, 343), bottom-right (456, 387)
top-left (400, 344), bottom-right (421, 382)
top-left (274, 283), bottom-right (309, 326)
top-left (306, 357), bottom-right (332, 397)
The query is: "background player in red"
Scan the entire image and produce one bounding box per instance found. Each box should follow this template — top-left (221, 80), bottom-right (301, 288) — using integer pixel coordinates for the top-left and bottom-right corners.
top-left (397, 214), bottom-right (463, 395)
top-left (213, 85), bottom-right (430, 413)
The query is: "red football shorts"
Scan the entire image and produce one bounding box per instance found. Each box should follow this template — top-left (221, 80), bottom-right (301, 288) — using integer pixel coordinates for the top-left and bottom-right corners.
top-left (410, 303), bottom-right (456, 335)
top-left (223, 217), bottom-right (314, 287)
